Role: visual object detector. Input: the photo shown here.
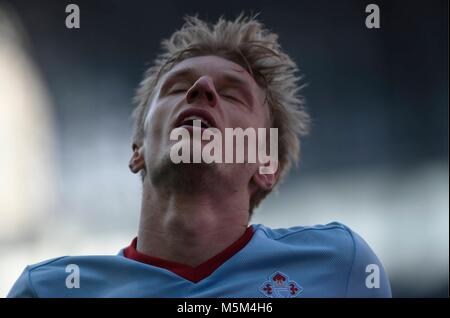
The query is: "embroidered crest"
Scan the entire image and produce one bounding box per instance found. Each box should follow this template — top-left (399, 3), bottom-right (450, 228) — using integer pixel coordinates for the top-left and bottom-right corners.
top-left (259, 271), bottom-right (303, 298)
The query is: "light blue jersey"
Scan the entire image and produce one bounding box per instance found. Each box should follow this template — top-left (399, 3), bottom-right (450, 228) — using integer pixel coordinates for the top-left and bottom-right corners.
top-left (8, 222), bottom-right (391, 298)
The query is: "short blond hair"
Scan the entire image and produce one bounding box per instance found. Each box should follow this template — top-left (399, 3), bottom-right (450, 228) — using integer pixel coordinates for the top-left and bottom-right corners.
top-left (131, 13), bottom-right (310, 213)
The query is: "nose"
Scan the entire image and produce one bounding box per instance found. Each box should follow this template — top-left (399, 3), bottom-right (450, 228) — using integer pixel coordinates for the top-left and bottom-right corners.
top-left (186, 76), bottom-right (218, 107)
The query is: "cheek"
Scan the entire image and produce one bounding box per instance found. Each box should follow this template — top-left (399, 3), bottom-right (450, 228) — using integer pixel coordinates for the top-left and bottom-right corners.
top-left (226, 108), bottom-right (267, 130)
top-left (144, 101), bottom-right (172, 138)
top-left (143, 99), bottom-right (181, 161)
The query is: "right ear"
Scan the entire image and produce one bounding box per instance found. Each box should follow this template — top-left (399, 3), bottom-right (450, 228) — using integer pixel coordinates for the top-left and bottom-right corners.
top-left (128, 143), bottom-right (146, 174)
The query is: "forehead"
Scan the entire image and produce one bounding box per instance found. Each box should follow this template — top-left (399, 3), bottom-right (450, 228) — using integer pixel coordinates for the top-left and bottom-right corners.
top-left (162, 55), bottom-right (260, 89)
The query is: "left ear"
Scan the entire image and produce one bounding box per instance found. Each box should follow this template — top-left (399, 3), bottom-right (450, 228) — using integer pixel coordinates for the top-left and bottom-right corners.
top-left (251, 161), bottom-right (280, 191)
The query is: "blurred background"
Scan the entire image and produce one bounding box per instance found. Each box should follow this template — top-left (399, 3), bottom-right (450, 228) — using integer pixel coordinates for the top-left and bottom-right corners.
top-left (0, 0), bottom-right (448, 297)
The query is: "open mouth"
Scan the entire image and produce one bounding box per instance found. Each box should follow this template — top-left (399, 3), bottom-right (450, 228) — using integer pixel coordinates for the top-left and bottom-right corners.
top-left (174, 109), bottom-right (218, 130)
top-left (179, 116), bottom-right (211, 129)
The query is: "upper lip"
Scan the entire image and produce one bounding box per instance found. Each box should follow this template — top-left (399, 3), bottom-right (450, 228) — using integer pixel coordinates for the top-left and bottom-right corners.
top-left (174, 108), bottom-right (218, 129)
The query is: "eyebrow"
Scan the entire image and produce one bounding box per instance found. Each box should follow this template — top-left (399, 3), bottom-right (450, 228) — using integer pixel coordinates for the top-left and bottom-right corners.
top-left (163, 68), bottom-right (251, 87)
top-left (221, 72), bottom-right (252, 88)
top-left (160, 68), bottom-right (196, 89)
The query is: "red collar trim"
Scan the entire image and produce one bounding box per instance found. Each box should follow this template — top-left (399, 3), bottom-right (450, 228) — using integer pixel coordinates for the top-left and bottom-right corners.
top-left (123, 226), bottom-right (254, 283)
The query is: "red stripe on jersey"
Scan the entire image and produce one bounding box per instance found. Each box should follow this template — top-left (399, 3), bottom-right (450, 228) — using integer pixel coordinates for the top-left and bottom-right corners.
top-left (123, 226), bottom-right (254, 283)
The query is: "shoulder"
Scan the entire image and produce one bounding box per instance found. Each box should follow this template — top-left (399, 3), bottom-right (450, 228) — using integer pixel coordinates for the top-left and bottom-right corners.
top-left (7, 257), bottom-right (67, 298)
top-left (253, 222), bottom-right (357, 267)
top-left (7, 254), bottom-right (126, 298)
top-left (253, 222), bottom-right (392, 297)
top-left (254, 221), bottom-right (354, 247)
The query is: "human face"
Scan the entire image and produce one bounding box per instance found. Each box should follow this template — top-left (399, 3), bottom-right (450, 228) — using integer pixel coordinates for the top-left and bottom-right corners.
top-left (142, 55), bottom-right (270, 188)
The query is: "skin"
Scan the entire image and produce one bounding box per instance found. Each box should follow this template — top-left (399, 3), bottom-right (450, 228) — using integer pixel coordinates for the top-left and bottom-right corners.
top-left (129, 55), bottom-right (280, 267)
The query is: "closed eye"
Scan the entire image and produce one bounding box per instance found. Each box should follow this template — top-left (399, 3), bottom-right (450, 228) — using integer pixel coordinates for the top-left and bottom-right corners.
top-left (170, 89), bottom-right (188, 95)
top-left (222, 94), bottom-right (242, 103)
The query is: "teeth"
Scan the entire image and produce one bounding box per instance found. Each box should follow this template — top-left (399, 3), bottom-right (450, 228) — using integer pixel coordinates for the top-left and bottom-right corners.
top-left (183, 115), bottom-right (210, 127)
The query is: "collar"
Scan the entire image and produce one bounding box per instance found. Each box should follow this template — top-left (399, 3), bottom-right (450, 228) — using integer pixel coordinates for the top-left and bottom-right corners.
top-left (123, 225), bottom-right (254, 283)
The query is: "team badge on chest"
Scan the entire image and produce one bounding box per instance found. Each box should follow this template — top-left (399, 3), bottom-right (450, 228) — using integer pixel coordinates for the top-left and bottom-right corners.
top-left (259, 271), bottom-right (303, 298)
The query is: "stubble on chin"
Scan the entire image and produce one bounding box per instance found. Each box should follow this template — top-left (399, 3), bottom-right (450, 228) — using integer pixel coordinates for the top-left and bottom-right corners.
top-left (148, 153), bottom-right (219, 194)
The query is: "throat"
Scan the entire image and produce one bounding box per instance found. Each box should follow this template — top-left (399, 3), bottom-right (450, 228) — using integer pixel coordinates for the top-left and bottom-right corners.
top-left (137, 216), bottom-right (250, 267)
top-left (136, 182), bottom-right (251, 268)
top-left (126, 225), bottom-right (254, 283)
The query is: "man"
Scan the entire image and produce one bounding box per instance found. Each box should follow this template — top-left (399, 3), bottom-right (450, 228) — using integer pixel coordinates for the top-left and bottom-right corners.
top-left (8, 14), bottom-right (391, 297)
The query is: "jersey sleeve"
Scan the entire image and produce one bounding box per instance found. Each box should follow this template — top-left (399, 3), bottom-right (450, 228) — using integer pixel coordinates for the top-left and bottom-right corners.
top-left (345, 228), bottom-right (392, 297)
top-left (7, 266), bottom-right (37, 298)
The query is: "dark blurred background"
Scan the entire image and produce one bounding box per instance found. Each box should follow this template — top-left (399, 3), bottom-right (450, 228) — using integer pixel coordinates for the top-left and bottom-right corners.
top-left (0, 0), bottom-right (448, 297)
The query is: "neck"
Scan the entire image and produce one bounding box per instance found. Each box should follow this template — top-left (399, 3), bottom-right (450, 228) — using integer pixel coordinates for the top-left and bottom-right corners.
top-left (136, 178), bottom-right (250, 267)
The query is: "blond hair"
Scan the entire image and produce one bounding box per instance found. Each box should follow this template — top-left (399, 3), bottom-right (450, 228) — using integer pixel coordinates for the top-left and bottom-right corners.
top-left (131, 13), bottom-right (310, 213)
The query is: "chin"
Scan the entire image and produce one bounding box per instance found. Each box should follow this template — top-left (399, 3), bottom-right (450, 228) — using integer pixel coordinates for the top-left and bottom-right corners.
top-left (149, 153), bottom-right (219, 191)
